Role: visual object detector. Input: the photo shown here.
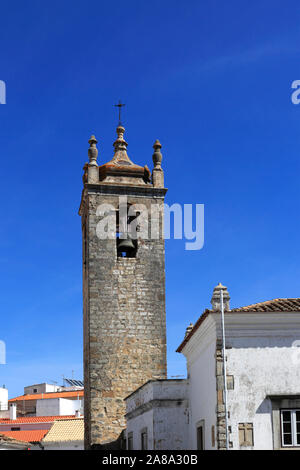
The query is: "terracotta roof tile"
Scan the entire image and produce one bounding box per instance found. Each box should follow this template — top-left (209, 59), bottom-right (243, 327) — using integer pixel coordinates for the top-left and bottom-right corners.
top-left (1, 429), bottom-right (48, 443)
top-left (231, 298), bottom-right (300, 312)
top-left (0, 415), bottom-right (77, 424)
top-left (42, 418), bottom-right (84, 443)
top-left (9, 390), bottom-right (84, 402)
top-left (0, 432), bottom-right (30, 446)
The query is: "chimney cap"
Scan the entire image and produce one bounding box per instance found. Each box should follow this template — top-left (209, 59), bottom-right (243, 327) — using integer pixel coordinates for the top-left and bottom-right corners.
top-left (211, 282), bottom-right (230, 311)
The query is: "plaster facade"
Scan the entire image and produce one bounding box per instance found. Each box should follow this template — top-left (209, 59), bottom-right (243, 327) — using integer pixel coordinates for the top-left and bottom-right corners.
top-left (125, 380), bottom-right (189, 450)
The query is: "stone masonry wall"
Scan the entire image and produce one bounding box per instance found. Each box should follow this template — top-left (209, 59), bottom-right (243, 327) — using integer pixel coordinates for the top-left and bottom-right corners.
top-left (82, 188), bottom-right (167, 448)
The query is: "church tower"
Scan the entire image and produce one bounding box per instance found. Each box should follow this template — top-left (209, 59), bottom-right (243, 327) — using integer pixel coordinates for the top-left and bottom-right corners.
top-left (79, 117), bottom-right (167, 449)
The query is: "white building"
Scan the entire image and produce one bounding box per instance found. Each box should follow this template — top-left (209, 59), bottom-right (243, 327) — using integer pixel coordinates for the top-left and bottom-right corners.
top-left (10, 384), bottom-right (84, 417)
top-left (24, 383), bottom-right (61, 395)
top-left (0, 405), bottom-right (81, 450)
top-left (36, 397), bottom-right (83, 417)
top-left (0, 388), bottom-right (9, 418)
top-left (126, 284), bottom-right (300, 450)
top-left (125, 380), bottom-right (189, 450)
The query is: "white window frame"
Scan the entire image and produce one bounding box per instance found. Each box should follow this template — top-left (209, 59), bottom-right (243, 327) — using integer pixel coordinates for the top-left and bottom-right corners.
top-left (281, 409), bottom-right (300, 447)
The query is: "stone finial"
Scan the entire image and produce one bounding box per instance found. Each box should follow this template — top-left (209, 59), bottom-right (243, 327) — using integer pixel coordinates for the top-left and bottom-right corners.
top-left (113, 125), bottom-right (128, 154)
top-left (184, 322), bottom-right (194, 338)
top-left (152, 140), bottom-right (163, 169)
top-left (211, 282), bottom-right (230, 311)
top-left (152, 139), bottom-right (164, 188)
top-left (88, 135), bottom-right (98, 166)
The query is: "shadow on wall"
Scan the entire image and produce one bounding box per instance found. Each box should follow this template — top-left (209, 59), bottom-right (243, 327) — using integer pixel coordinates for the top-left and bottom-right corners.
top-left (89, 431), bottom-right (125, 450)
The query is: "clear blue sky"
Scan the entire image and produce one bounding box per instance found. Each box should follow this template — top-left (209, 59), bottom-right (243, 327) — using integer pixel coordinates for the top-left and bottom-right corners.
top-left (1, 0), bottom-right (300, 397)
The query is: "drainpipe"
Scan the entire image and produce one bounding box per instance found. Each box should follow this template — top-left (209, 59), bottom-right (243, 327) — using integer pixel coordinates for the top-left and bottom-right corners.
top-left (220, 289), bottom-right (229, 450)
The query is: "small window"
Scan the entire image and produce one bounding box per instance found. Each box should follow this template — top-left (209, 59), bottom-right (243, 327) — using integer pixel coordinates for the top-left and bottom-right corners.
top-left (127, 432), bottom-right (133, 450)
top-left (211, 425), bottom-right (215, 447)
top-left (238, 423), bottom-right (254, 447)
top-left (281, 409), bottom-right (300, 447)
top-left (120, 430), bottom-right (126, 450)
top-left (11, 427), bottom-right (20, 431)
top-left (227, 375), bottom-right (234, 390)
top-left (33, 389), bottom-right (37, 393)
top-left (141, 428), bottom-right (148, 450)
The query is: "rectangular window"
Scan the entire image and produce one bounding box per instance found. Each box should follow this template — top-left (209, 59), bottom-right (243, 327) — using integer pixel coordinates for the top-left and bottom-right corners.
top-left (120, 430), bottom-right (126, 450)
top-left (127, 432), bottom-right (133, 450)
top-left (141, 429), bottom-right (148, 450)
top-left (11, 427), bottom-right (20, 431)
top-left (197, 423), bottom-right (204, 450)
top-left (211, 425), bottom-right (215, 447)
top-left (238, 423), bottom-right (254, 447)
top-left (281, 409), bottom-right (300, 447)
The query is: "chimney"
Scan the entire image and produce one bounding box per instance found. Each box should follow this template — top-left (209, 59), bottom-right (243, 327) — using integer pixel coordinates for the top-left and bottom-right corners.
top-left (75, 410), bottom-right (80, 418)
top-left (211, 283), bottom-right (230, 311)
top-left (9, 403), bottom-right (17, 420)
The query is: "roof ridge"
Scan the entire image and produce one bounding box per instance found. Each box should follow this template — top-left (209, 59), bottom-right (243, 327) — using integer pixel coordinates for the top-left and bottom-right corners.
top-left (9, 390), bottom-right (84, 401)
top-left (53, 417), bottom-right (83, 421)
top-left (231, 297), bottom-right (300, 311)
top-left (0, 415), bottom-right (77, 424)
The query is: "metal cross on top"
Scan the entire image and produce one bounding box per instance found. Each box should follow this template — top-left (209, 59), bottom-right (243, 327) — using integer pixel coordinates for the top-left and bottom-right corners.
top-left (114, 100), bottom-right (126, 125)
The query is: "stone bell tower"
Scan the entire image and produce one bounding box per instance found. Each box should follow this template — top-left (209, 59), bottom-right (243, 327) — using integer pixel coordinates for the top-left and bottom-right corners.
top-left (79, 120), bottom-right (167, 449)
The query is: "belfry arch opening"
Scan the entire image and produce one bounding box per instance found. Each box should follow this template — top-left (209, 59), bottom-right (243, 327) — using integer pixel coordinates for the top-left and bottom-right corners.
top-left (116, 203), bottom-right (138, 258)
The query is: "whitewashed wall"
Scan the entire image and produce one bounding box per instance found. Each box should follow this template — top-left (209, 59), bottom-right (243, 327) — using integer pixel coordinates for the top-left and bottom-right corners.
top-left (181, 316), bottom-right (217, 450)
top-left (36, 397), bottom-right (83, 416)
top-left (215, 312), bottom-right (300, 450)
top-left (41, 441), bottom-right (83, 450)
top-left (24, 383), bottom-right (59, 395)
top-left (224, 316), bottom-right (300, 449)
top-left (181, 311), bottom-right (300, 450)
top-left (188, 341), bottom-right (217, 449)
top-left (0, 387), bottom-right (8, 411)
top-left (127, 408), bottom-right (154, 450)
top-left (153, 401), bottom-right (189, 450)
top-left (126, 380), bottom-right (189, 450)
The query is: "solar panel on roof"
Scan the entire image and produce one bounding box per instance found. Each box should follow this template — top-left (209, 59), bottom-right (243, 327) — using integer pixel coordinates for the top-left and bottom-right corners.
top-left (65, 379), bottom-right (84, 387)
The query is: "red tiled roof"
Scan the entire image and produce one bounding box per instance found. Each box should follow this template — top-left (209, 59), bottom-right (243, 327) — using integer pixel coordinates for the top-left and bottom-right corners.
top-left (0, 432), bottom-right (30, 446)
top-left (176, 298), bottom-right (300, 353)
top-left (0, 415), bottom-right (77, 424)
top-left (9, 390), bottom-right (84, 402)
top-left (1, 429), bottom-right (48, 443)
top-left (231, 298), bottom-right (300, 312)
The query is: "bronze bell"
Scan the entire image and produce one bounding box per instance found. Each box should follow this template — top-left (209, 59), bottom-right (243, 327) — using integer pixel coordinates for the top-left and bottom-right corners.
top-left (117, 233), bottom-right (136, 256)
